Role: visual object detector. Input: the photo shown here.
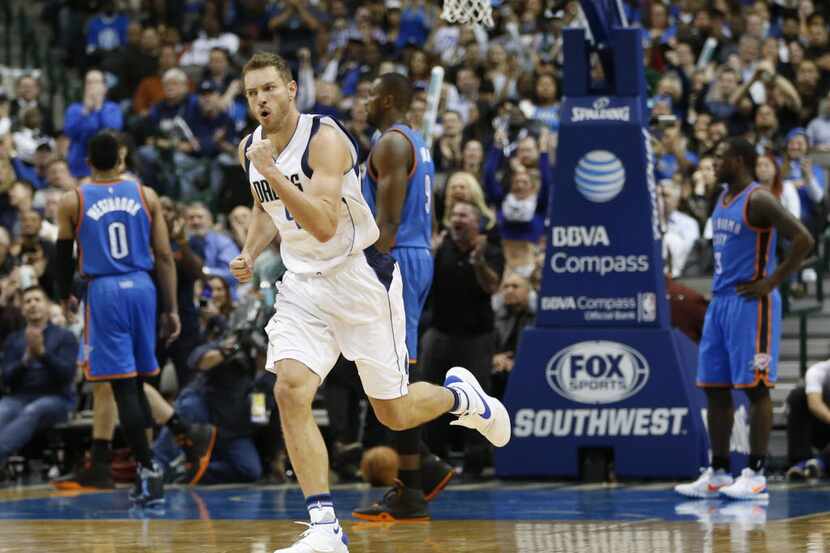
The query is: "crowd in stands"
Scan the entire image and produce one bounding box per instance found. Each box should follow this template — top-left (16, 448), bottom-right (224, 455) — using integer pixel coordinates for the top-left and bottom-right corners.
top-left (1, 0), bottom-right (830, 483)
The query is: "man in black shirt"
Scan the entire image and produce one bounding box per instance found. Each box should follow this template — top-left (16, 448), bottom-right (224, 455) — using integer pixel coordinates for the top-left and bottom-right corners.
top-left (422, 201), bottom-right (504, 478)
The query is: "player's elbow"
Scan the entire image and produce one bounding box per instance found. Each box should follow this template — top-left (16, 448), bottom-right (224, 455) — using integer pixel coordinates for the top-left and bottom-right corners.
top-left (311, 226), bottom-right (336, 243)
top-left (156, 249), bottom-right (176, 266)
top-left (310, 217), bottom-right (338, 243)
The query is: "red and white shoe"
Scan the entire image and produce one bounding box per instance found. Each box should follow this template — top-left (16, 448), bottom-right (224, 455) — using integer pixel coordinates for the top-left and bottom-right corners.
top-left (674, 467), bottom-right (734, 499)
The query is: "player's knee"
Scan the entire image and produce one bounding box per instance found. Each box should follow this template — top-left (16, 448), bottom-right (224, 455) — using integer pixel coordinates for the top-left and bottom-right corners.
top-left (704, 388), bottom-right (732, 408)
top-left (273, 378), bottom-right (314, 411)
top-left (745, 384), bottom-right (771, 403)
top-left (93, 382), bottom-right (113, 400)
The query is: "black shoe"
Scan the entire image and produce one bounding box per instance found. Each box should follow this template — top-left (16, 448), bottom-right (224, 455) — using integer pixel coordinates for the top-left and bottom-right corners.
top-left (162, 454), bottom-right (190, 485)
top-left (421, 453), bottom-right (455, 502)
top-left (51, 458), bottom-right (115, 490)
top-left (129, 461), bottom-right (165, 507)
top-left (352, 479), bottom-right (430, 521)
top-left (175, 423), bottom-right (217, 485)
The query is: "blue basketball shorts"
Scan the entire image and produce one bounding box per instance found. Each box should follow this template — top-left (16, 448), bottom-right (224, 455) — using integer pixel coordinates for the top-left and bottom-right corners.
top-left (697, 291), bottom-right (781, 388)
top-left (390, 247), bottom-right (433, 363)
top-left (81, 271), bottom-right (159, 381)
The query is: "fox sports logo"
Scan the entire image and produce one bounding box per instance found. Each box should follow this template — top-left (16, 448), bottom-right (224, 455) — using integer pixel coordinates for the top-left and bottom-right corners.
top-left (546, 341), bottom-right (650, 404)
top-left (575, 150), bottom-right (626, 203)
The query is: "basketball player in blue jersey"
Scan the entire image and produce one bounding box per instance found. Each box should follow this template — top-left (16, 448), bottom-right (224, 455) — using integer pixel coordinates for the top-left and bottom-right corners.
top-left (676, 138), bottom-right (813, 501)
top-left (54, 131), bottom-right (181, 507)
top-left (230, 52), bottom-right (510, 553)
top-left (352, 73), bottom-right (454, 521)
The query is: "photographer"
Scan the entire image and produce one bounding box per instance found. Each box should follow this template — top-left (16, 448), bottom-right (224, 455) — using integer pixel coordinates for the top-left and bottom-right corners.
top-left (0, 286), bottom-right (78, 479)
top-left (152, 297), bottom-right (267, 485)
top-left (10, 209), bottom-right (57, 299)
top-left (197, 276), bottom-right (233, 342)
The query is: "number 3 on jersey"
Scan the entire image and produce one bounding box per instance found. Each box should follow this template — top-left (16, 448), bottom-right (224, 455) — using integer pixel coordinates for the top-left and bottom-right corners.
top-left (108, 222), bottom-right (129, 259)
top-left (421, 146), bottom-right (432, 215)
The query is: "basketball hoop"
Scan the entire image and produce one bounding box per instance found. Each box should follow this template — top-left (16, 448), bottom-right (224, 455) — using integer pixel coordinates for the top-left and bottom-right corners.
top-left (441, 0), bottom-right (494, 28)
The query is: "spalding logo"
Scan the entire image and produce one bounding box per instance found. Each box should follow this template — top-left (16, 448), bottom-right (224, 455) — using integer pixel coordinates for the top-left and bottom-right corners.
top-left (545, 341), bottom-right (650, 404)
top-left (575, 150), bottom-right (625, 203)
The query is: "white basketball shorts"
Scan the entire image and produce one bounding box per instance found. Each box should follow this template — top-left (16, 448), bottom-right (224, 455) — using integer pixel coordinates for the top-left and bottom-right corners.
top-left (264, 247), bottom-right (410, 399)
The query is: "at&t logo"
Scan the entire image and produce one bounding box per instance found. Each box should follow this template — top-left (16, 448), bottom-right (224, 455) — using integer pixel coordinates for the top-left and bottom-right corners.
top-left (574, 150), bottom-right (625, 203)
top-left (546, 341), bottom-right (650, 404)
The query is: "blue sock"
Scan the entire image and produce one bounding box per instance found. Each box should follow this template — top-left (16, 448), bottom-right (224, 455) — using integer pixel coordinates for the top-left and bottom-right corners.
top-left (306, 493), bottom-right (336, 524)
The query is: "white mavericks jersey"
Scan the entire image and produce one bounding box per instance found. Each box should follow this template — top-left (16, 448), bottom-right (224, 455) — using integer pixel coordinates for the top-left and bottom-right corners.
top-left (245, 114), bottom-right (379, 275)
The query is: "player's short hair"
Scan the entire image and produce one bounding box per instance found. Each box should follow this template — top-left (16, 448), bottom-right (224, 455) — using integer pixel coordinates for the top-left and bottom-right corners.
top-left (727, 137), bottom-right (758, 174)
top-left (243, 52), bottom-right (293, 85)
top-left (377, 72), bottom-right (413, 112)
top-left (87, 131), bottom-right (120, 171)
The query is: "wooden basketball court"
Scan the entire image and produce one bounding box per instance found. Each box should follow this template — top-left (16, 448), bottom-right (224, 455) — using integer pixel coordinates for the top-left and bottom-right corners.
top-left (0, 481), bottom-right (828, 552)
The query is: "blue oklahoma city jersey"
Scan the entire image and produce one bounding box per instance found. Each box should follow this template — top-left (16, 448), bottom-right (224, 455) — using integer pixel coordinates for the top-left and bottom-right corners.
top-left (363, 124), bottom-right (434, 249)
top-left (699, 182), bottom-right (780, 389)
top-left (711, 183), bottom-right (777, 294)
top-left (77, 178), bottom-right (158, 381)
top-left (77, 179), bottom-right (154, 277)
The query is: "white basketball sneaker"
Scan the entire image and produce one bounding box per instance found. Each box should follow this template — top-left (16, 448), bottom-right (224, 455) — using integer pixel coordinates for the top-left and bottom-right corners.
top-left (273, 521), bottom-right (349, 553)
top-left (444, 366), bottom-right (511, 447)
top-left (674, 467), bottom-right (734, 499)
top-left (719, 468), bottom-right (769, 501)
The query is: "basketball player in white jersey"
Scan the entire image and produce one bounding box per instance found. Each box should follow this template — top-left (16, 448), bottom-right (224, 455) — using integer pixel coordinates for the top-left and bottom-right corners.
top-left (229, 52), bottom-right (510, 553)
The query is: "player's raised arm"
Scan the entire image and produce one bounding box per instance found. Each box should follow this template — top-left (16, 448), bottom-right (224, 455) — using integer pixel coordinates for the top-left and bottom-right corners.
top-left (371, 132), bottom-right (412, 253)
top-left (247, 125), bottom-right (348, 243)
top-left (231, 135), bottom-right (278, 283)
top-left (737, 188), bottom-right (815, 298)
top-left (143, 185), bottom-right (180, 343)
top-left (54, 190), bottom-right (80, 302)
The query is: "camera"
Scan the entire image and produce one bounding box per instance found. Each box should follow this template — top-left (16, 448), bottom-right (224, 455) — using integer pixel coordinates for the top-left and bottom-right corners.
top-left (219, 296), bottom-right (270, 368)
top-left (650, 114), bottom-right (678, 129)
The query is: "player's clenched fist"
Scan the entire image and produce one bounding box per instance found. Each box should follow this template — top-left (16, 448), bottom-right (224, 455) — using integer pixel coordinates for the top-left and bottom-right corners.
top-left (229, 252), bottom-right (254, 283)
top-left (246, 138), bottom-right (275, 176)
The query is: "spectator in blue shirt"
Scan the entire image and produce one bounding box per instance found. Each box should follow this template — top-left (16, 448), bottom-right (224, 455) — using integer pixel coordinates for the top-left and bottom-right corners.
top-left (0, 286), bottom-right (78, 473)
top-left (396, 0), bottom-right (431, 49)
top-left (780, 127), bottom-right (826, 236)
top-left (655, 124), bottom-right (699, 180)
top-left (85, 2), bottom-right (130, 58)
top-left (63, 70), bottom-right (123, 178)
top-left (185, 202), bottom-right (240, 292)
